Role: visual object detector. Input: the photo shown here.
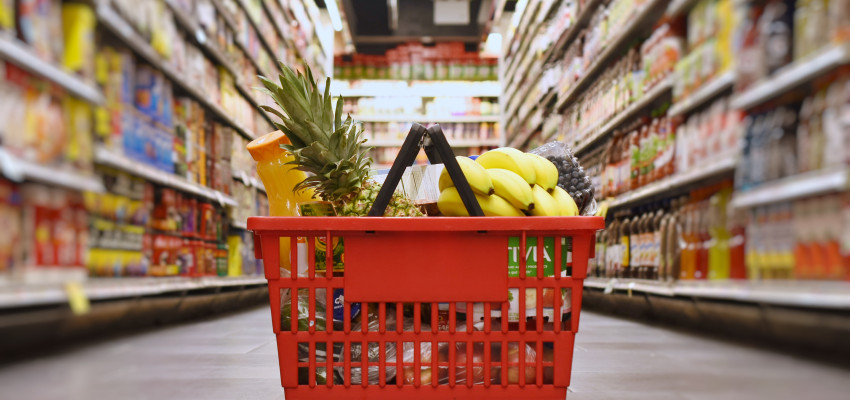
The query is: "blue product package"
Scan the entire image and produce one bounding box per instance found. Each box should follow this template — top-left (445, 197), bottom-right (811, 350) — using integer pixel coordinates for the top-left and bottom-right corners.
top-left (134, 66), bottom-right (154, 117)
top-left (129, 111), bottom-right (143, 162)
top-left (121, 109), bottom-right (134, 158)
top-left (153, 126), bottom-right (164, 171)
top-left (163, 130), bottom-right (175, 173)
top-left (332, 289), bottom-right (360, 323)
top-left (120, 51), bottom-right (135, 105)
top-left (144, 120), bottom-right (158, 168)
top-left (157, 127), bottom-right (170, 172)
top-left (161, 80), bottom-right (173, 128)
top-left (150, 71), bottom-right (163, 122)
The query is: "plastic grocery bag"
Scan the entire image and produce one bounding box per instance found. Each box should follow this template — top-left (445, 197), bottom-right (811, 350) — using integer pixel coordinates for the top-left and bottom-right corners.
top-left (437, 338), bottom-right (485, 385)
top-left (529, 141), bottom-right (597, 216)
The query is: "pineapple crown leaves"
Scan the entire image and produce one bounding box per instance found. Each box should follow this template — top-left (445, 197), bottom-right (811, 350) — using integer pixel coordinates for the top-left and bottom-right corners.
top-left (257, 63), bottom-right (374, 203)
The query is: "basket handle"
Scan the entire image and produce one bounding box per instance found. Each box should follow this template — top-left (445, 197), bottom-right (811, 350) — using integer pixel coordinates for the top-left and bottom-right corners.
top-left (367, 123), bottom-right (484, 216)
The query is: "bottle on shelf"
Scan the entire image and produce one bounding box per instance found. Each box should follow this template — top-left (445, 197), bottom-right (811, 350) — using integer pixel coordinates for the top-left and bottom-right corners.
top-left (708, 188), bottom-right (733, 280)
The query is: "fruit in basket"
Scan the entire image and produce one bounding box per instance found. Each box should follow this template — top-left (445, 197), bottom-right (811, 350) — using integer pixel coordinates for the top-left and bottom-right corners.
top-left (548, 154), bottom-right (594, 214)
top-left (444, 342), bottom-right (486, 385)
top-left (505, 343), bottom-right (538, 384)
top-left (530, 185), bottom-right (559, 216)
top-left (402, 367), bottom-right (433, 386)
top-left (258, 64), bottom-right (422, 216)
top-left (402, 342), bottom-right (434, 385)
top-left (476, 148), bottom-right (537, 185)
top-left (438, 156), bottom-right (495, 196)
top-left (526, 153), bottom-right (559, 192)
top-left (438, 187), bottom-right (523, 217)
top-left (551, 186), bottom-right (579, 217)
top-left (485, 168), bottom-right (534, 211)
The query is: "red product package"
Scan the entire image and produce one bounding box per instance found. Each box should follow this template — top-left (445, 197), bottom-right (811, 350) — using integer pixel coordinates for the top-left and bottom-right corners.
top-left (151, 234), bottom-right (171, 276)
top-left (22, 184), bottom-right (54, 266)
top-left (199, 203), bottom-right (214, 240)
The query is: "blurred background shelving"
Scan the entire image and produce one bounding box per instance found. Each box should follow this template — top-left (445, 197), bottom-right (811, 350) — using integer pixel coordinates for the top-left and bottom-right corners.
top-left (499, 0), bottom-right (850, 313)
top-left (0, 0), bottom-right (332, 302)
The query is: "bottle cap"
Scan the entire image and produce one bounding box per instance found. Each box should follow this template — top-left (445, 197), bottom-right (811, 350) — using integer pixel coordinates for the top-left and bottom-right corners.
top-left (247, 130), bottom-right (291, 162)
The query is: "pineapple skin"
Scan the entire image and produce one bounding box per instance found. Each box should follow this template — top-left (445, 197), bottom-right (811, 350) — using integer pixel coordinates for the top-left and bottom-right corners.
top-left (336, 181), bottom-right (424, 217)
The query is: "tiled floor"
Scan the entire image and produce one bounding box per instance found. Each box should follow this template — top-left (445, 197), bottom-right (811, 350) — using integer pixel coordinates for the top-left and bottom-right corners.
top-left (1, 306), bottom-right (848, 399)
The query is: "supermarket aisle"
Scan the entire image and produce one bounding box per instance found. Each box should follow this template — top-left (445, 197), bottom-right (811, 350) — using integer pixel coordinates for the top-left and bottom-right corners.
top-left (1, 307), bottom-right (849, 400)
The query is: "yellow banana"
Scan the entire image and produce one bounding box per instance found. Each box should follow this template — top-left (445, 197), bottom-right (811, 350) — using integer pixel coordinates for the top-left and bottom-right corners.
top-left (530, 184), bottom-right (560, 216)
top-left (526, 153), bottom-right (559, 192)
top-left (484, 194), bottom-right (526, 217)
top-left (438, 156), bottom-right (495, 196)
top-left (552, 186), bottom-right (579, 216)
top-left (485, 168), bottom-right (534, 211)
top-left (476, 148), bottom-right (537, 185)
top-left (438, 187), bottom-right (524, 217)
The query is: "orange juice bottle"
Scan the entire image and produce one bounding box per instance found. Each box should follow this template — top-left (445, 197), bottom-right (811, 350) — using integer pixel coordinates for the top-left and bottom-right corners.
top-left (247, 131), bottom-right (314, 273)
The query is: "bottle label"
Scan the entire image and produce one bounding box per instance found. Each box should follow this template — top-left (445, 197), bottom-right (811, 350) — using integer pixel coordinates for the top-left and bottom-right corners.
top-left (621, 236), bottom-right (630, 267)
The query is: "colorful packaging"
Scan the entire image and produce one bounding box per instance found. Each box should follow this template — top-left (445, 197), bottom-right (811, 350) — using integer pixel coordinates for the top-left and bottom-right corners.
top-left (61, 3), bottom-right (95, 81)
top-left (0, 0), bottom-right (13, 31)
top-left (0, 179), bottom-right (21, 273)
top-left (505, 236), bottom-right (572, 322)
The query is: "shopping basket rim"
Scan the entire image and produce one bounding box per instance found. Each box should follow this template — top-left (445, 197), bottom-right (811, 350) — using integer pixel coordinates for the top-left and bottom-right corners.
top-left (247, 216), bottom-right (604, 233)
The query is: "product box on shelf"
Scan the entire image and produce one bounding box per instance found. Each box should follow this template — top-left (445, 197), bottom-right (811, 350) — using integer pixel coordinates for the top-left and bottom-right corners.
top-left (19, 183), bottom-right (88, 269)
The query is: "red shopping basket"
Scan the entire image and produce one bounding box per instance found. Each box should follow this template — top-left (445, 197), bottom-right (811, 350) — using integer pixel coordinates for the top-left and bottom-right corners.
top-left (248, 124), bottom-right (603, 399)
top-left (250, 216), bottom-right (603, 399)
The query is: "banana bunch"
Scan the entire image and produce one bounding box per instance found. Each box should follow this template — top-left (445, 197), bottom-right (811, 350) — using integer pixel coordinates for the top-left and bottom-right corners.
top-left (437, 149), bottom-right (579, 217)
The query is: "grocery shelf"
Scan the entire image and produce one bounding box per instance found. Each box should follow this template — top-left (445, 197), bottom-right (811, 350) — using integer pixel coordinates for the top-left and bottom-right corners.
top-left (555, 0), bottom-right (668, 112)
top-left (504, 0), bottom-right (602, 114)
top-left (94, 146), bottom-right (238, 207)
top-left (503, 0), bottom-right (601, 112)
top-left (609, 153), bottom-right (738, 209)
top-left (234, 0), bottom-right (280, 74)
top-left (0, 276), bottom-right (267, 309)
top-left (354, 115), bottom-right (500, 123)
top-left (163, 0), bottom-right (273, 129)
top-left (231, 170), bottom-right (264, 193)
top-left (165, 0), bottom-right (235, 77)
top-left (504, 0), bottom-right (561, 86)
top-left (504, 58), bottom-right (542, 121)
top-left (668, 71), bottom-right (735, 117)
top-left (0, 148), bottom-right (105, 193)
top-left (730, 44), bottom-right (850, 110)
top-left (584, 277), bottom-right (676, 297)
top-left (330, 80), bottom-right (501, 98)
top-left (0, 34), bottom-right (104, 105)
top-left (502, 0), bottom-right (542, 84)
top-left (95, 1), bottom-right (258, 141)
top-left (730, 166), bottom-right (850, 209)
top-left (210, 0), bottom-right (239, 33)
top-left (210, 0), bottom-right (274, 79)
top-left (367, 138), bottom-right (501, 147)
top-left (585, 277), bottom-right (850, 310)
top-left (572, 76), bottom-right (674, 155)
top-left (666, 0), bottom-right (700, 17)
top-left (508, 121), bottom-right (538, 148)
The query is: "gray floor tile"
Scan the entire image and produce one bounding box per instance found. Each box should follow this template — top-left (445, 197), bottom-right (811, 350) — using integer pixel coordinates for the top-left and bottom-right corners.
top-left (1, 305), bottom-right (849, 399)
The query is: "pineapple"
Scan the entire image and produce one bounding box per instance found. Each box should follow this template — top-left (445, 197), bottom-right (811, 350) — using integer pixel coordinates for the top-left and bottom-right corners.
top-left (258, 63), bottom-right (422, 217)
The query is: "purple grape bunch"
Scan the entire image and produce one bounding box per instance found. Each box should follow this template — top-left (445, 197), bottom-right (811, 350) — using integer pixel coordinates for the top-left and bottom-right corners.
top-left (547, 154), bottom-right (594, 214)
